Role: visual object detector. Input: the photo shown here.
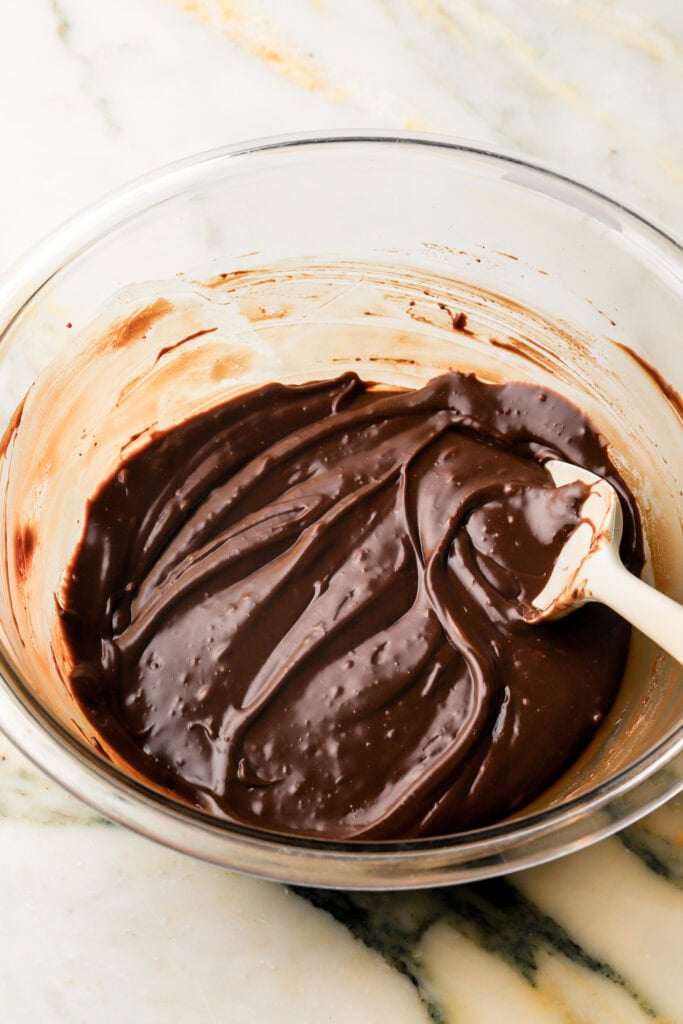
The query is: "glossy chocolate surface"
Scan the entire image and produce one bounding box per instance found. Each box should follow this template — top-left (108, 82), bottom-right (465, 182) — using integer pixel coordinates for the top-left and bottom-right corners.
top-left (61, 372), bottom-right (642, 839)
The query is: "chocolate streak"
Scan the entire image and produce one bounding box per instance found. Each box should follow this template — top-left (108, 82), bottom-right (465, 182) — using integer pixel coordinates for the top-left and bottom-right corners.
top-left (61, 372), bottom-right (642, 840)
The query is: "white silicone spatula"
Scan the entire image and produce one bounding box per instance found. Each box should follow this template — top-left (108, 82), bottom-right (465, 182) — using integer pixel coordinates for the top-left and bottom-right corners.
top-left (528, 460), bottom-right (683, 666)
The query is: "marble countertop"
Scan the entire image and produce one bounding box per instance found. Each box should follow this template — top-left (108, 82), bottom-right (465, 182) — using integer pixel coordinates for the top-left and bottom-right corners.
top-left (1, 2), bottom-right (682, 1021)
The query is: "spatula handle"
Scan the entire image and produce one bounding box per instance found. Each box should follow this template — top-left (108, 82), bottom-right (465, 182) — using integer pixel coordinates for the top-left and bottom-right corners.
top-left (587, 547), bottom-right (683, 666)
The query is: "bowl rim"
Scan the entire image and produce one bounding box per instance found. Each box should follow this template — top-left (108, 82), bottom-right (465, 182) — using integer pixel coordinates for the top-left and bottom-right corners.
top-left (0, 131), bottom-right (681, 888)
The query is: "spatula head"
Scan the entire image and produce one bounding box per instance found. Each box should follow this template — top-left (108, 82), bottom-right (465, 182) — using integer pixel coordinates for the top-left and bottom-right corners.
top-left (528, 460), bottom-right (623, 622)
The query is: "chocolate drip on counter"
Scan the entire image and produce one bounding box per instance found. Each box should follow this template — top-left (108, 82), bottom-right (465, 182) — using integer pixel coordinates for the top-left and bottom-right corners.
top-left (61, 372), bottom-right (642, 840)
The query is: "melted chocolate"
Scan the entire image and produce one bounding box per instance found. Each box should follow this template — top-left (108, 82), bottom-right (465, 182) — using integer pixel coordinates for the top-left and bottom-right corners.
top-left (60, 372), bottom-right (642, 839)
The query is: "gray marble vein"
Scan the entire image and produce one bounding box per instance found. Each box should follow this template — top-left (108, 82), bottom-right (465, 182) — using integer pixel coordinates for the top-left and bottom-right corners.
top-left (48, 0), bottom-right (120, 134)
top-left (295, 874), bottom-right (660, 1021)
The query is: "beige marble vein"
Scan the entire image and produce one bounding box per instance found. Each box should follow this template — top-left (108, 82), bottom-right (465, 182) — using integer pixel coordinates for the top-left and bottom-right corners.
top-left (172, 0), bottom-right (683, 232)
top-left (179, 0), bottom-right (346, 99)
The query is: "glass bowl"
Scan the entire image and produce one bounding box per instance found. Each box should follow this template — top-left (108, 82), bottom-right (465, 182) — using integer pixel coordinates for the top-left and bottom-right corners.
top-left (0, 133), bottom-right (681, 889)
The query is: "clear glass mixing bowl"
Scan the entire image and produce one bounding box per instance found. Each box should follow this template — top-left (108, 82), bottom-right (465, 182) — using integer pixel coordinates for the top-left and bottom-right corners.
top-left (0, 134), bottom-right (680, 889)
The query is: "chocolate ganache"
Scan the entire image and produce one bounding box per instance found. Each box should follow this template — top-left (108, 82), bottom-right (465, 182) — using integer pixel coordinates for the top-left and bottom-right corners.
top-left (61, 371), bottom-right (642, 839)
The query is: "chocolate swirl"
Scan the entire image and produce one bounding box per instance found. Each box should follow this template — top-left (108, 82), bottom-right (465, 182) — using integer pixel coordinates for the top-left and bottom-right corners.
top-left (61, 372), bottom-right (641, 839)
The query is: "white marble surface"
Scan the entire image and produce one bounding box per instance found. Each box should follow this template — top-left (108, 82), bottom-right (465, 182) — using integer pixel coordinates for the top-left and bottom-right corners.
top-left (1, 2), bottom-right (682, 1021)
